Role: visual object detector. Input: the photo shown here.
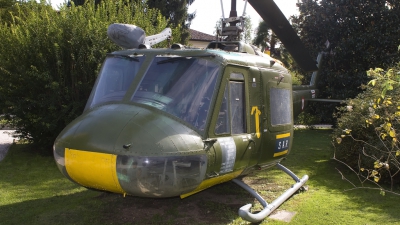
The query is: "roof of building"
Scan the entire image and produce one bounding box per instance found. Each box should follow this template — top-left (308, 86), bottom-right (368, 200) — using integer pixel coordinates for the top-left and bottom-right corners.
top-left (189, 29), bottom-right (215, 41)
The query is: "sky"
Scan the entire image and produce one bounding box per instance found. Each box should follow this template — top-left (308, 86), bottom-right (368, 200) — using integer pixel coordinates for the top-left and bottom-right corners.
top-left (49, 0), bottom-right (300, 36)
top-left (188, 0), bottom-right (300, 35)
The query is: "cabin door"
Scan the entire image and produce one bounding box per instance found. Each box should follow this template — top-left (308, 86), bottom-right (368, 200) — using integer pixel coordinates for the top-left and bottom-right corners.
top-left (209, 66), bottom-right (256, 173)
top-left (258, 69), bottom-right (293, 165)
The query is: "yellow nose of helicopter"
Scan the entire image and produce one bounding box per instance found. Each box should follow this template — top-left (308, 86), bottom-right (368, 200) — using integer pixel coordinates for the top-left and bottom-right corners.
top-left (54, 103), bottom-right (208, 197)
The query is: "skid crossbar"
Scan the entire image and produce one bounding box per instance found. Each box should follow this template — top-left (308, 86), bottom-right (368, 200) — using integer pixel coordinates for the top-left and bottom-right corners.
top-left (232, 163), bottom-right (309, 223)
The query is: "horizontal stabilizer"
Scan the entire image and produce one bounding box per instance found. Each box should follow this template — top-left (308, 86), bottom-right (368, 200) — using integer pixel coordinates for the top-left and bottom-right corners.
top-left (308, 99), bottom-right (344, 103)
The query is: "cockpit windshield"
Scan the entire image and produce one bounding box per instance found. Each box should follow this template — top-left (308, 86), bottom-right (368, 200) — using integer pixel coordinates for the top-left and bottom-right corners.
top-left (87, 55), bottom-right (145, 108)
top-left (132, 56), bottom-right (220, 131)
top-left (86, 54), bottom-right (221, 133)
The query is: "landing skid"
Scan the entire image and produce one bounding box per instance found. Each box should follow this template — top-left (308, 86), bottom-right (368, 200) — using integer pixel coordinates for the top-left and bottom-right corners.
top-left (232, 163), bottom-right (309, 223)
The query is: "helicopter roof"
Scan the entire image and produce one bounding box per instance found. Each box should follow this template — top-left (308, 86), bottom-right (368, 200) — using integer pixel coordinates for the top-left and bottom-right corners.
top-left (110, 46), bottom-right (288, 73)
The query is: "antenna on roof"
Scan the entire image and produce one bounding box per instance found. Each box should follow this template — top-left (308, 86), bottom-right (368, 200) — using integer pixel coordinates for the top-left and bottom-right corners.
top-left (242, 0), bottom-right (248, 16)
top-left (107, 23), bottom-right (171, 49)
top-left (220, 0), bottom-right (225, 19)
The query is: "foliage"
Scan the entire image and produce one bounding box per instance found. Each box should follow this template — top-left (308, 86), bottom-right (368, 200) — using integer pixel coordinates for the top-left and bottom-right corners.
top-left (238, 15), bottom-right (252, 44)
top-left (213, 18), bottom-right (221, 36)
top-left (252, 21), bottom-right (280, 59)
top-left (290, 0), bottom-right (400, 123)
top-left (72, 0), bottom-right (195, 44)
top-left (146, 0), bottom-right (196, 44)
top-left (252, 21), bottom-right (270, 51)
top-left (0, 0), bottom-right (176, 151)
top-left (294, 111), bottom-right (320, 125)
top-left (252, 20), bottom-right (304, 87)
top-left (0, 0), bottom-right (15, 23)
top-left (333, 62), bottom-right (400, 192)
top-left (290, 71), bottom-right (304, 85)
top-left (0, 0), bottom-right (52, 25)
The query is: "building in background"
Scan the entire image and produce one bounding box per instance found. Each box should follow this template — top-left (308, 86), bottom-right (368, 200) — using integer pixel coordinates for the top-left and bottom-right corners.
top-left (188, 29), bottom-right (215, 48)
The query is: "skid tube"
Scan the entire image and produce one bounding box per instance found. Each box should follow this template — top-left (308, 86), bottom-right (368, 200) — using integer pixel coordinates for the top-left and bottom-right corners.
top-left (232, 163), bottom-right (309, 223)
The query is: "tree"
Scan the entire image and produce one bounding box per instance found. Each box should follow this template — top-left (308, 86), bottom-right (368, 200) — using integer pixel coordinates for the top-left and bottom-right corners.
top-left (252, 21), bottom-right (270, 52)
top-left (240, 15), bottom-right (252, 43)
top-left (252, 21), bottom-right (280, 58)
top-left (1, 0), bottom-right (55, 25)
top-left (0, 0), bottom-right (14, 23)
top-left (72, 0), bottom-right (196, 44)
top-left (0, 0), bottom-right (25, 24)
top-left (290, 0), bottom-right (400, 122)
top-left (144, 0), bottom-right (196, 43)
top-left (0, 0), bottom-right (177, 152)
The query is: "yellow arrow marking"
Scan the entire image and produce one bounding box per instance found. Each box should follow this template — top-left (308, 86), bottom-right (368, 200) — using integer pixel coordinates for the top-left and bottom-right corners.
top-left (251, 106), bottom-right (261, 138)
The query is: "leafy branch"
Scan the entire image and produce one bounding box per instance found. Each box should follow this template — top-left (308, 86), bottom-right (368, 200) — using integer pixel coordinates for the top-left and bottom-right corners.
top-left (334, 54), bottom-right (400, 195)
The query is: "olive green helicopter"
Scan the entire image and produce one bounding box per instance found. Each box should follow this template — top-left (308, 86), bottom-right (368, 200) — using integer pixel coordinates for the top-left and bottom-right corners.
top-left (54, 0), bottom-right (327, 222)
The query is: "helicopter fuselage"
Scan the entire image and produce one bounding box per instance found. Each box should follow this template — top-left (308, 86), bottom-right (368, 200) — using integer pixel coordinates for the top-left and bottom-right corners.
top-left (54, 47), bottom-right (301, 198)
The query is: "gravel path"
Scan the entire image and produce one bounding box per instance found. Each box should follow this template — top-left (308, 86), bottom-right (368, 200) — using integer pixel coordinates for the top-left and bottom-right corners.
top-left (0, 130), bottom-right (16, 162)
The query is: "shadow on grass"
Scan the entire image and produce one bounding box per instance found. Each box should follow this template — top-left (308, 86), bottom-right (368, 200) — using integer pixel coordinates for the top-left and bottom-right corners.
top-left (0, 144), bottom-right (256, 225)
top-left (98, 182), bottom-right (255, 225)
top-left (0, 182), bottom-right (256, 225)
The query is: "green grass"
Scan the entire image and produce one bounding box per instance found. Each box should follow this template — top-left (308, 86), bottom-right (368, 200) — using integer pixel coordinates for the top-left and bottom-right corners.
top-left (253, 130), bottom-right (400, 225)
top-left (0, 130), bottom-right (399, 225)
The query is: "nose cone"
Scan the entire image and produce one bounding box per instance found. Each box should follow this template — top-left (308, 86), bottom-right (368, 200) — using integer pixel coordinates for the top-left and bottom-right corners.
top-left (55, 105), bottom-right (133, 155)
top-left (54, 104), bottom-right (207, 197)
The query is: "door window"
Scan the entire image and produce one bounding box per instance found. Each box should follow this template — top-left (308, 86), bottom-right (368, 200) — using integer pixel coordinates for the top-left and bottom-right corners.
top-left (270, 87), bottom-right (291, 125)
top-left (230, 81), bottom-right (245, 134)
top-left (215, 74), bottom-right (246, 134)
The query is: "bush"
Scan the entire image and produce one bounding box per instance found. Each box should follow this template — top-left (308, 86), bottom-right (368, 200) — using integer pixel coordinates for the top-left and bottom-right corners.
top-left (0, 0), bottom-right (180, 152)
top-left (294, 110), bottom-right (320, 126)
top-left (334, 63), bottom-right (400, 189)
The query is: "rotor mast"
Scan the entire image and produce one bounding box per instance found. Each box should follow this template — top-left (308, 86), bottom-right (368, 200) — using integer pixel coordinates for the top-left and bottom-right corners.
top-left (219, 0), bottom-right (247, 41)
top-left (229, 0), bottom-right (237, 18)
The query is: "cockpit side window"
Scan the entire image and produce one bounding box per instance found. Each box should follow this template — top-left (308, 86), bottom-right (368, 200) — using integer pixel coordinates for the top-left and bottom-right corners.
top-left (131, 56), bottom-right (220, 133)
top-left (87, 55), bottom-right (145, 109)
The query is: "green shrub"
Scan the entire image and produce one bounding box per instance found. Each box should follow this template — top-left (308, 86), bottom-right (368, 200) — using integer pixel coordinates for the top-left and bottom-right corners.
top-left (334, 64), bottom-right (400, 188)
top-left (290, 71), bottom-right (303, 85)
top-left (294, 111), bottom-right (320, 126)
top-left (0, 0), bottom-right (180, 152)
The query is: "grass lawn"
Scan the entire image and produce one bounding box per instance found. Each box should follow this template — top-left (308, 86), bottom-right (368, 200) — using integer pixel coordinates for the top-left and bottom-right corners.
top-left (0, 130), bottom-right (399, 225)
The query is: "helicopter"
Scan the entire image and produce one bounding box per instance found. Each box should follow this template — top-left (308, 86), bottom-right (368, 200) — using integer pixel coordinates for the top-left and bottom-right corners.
top-left (53, 0), bottom-right (324, 223)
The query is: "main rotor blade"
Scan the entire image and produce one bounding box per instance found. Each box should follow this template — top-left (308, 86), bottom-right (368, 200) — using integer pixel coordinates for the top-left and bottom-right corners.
top-left (248, 0), bottom-right (318, 72)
